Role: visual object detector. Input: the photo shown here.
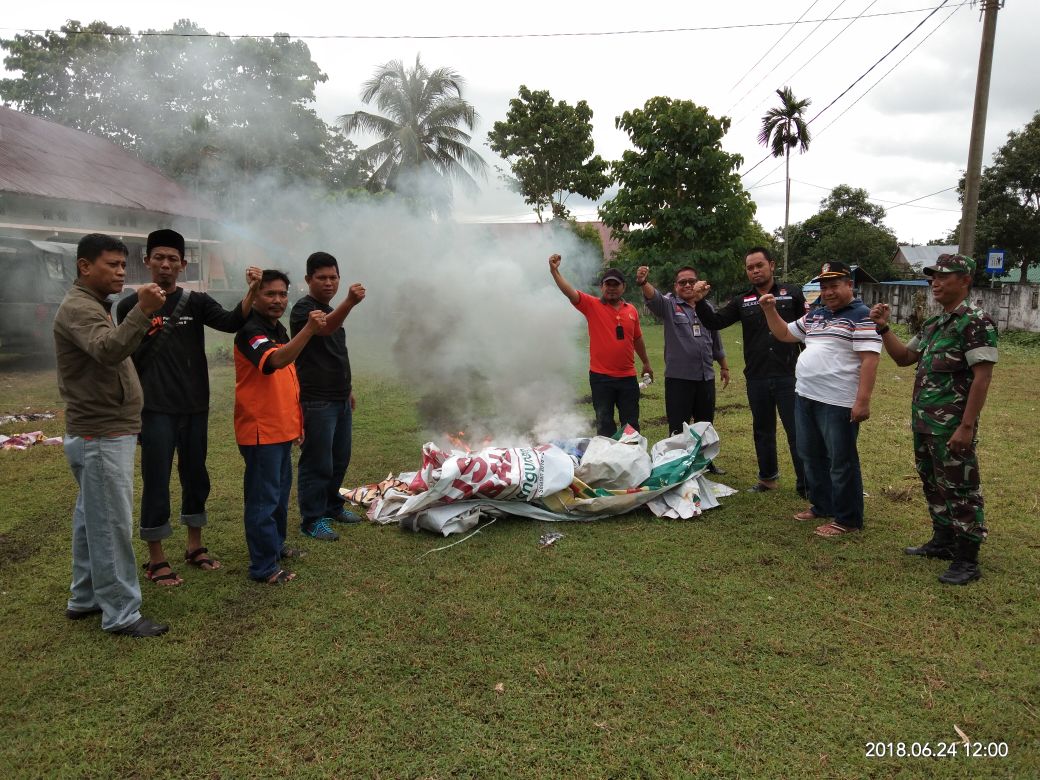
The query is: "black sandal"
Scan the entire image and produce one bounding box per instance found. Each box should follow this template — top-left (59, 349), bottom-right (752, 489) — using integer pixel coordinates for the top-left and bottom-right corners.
top-left (143, 560), bottom-right (181, 586)
top-left (184, 546), bottom-right (220, 570)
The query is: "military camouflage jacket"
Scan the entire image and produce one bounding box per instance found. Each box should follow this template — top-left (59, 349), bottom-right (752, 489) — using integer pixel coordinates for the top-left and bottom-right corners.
top-left (907, 302), bottom-right (998, 433)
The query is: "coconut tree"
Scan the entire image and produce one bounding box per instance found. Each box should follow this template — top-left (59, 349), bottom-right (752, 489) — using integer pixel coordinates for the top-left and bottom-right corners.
top-left (758, 87), bottom-right (812, 279)
top-left (338, 55), bottom-right (487, 205)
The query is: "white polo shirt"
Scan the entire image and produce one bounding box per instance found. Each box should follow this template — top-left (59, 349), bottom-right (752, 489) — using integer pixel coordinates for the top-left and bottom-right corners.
top-left (787, 299), bottom-right (882, 408)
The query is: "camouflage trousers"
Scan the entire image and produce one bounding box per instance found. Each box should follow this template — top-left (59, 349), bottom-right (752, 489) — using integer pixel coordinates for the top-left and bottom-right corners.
top-left (913, 431), bottom-right (987, 541)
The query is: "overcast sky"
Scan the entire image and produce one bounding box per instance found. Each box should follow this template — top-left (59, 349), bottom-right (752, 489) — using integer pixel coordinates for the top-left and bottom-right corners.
top-left (5, 1), bottom-right (1039, 246)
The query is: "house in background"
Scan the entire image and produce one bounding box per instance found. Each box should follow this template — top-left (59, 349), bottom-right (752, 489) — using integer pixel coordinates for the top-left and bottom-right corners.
top-left (891, 244), bottom-right (959, 276)
top-left (0, 106), bottom-right (226, 289)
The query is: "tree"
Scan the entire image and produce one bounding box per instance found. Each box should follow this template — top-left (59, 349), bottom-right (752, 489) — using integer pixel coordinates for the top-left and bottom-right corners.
top-left (784, 185), bottom-right (899, 282)
top-left (758, 87), bottom-right (812, 280)
top-left (0, 19), bottom-right (352, 210)
top-left (487, 86), bottom-right (610, 222)
top-left (338, 56), bottom-right (488, 205)
top-left (598, 97), bottom-right (757, 291)
top-left (967, 110), bottom-right (1040, 284)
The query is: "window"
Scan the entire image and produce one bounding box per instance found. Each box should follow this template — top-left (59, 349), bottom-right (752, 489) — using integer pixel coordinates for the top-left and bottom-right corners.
top-left (1031, 287), bottom-right (1039, 310)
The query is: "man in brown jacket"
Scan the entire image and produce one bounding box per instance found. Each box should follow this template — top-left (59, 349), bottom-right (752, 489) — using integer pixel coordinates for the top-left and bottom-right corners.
top-left (54, 233), bottom-right (169, 637)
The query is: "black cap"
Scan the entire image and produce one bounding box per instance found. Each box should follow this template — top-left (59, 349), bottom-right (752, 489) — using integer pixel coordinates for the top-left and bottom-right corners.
top-left (146, 229), bottom-right (185, 259)
top-left (810, 261), bottom-right (852, 283)
top-left (600, 268), bottom-right (625, 284)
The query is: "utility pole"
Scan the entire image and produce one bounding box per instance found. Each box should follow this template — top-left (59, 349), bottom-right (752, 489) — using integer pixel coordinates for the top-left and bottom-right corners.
top-left (959, 0), bottom-right (1003, 258)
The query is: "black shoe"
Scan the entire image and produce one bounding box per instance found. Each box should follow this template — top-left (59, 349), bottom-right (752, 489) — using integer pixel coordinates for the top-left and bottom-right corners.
top-left (938, 560), bottom-right (981, 585)
top-left (111, 616), bottom-right (170, 638)
top-left (904, 539), bottom-right (956, 559)
top-left (65, 606), bottom-right (103, 620)
top-left (747, 482), bottom-right (777, 493)
top-left (706, 462), bottom-right (726, 475)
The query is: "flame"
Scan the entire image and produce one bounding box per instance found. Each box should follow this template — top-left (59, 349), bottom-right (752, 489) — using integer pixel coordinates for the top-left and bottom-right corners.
top-left (445, 430), bottom-right (471, 452)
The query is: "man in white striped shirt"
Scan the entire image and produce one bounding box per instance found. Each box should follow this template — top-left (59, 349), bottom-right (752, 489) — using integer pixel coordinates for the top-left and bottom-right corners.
top-left (759, 262), bottom-right (881, 538)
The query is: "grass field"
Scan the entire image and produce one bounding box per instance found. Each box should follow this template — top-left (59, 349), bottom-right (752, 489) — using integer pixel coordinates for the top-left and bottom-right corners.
top-left (1, 322), bottom-right (1037, 778)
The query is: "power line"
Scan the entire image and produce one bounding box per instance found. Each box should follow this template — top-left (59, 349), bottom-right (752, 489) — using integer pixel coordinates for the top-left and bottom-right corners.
top-left (725, 0), bottom-right (843, 116)
top-left (0, 4), bottom-right (973, 41)
top-left (806, 0), bottom-right (953, 125)
top-left (885, 186), bottom-right (958, 210)
top-left (727, 0), bottom-right (822, 96)
top-left (740, 0), bottom-right (954, 179)
top-left (790, 179), bottom-right (961, 211)
top-left (731, 0), bottom-right (879, 127)
top-left (813, 2), bottom-right (962, 136)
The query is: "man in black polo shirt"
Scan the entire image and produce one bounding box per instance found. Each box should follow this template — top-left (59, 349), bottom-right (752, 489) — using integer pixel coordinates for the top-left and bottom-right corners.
top-left (116, 229), bottom-right (261, 586)
top-left (290, 252), bottom-right (366, 541)
top-left (693, 246), bottom-right (807, 496)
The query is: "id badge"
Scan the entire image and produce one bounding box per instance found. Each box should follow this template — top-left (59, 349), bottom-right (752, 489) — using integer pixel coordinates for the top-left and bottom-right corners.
top-left (693, 325), bottom-right (701, 337)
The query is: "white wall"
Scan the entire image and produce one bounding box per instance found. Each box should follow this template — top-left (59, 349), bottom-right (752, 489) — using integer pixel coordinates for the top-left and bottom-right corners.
top-left (860, 282), bottom-right (1040, 333)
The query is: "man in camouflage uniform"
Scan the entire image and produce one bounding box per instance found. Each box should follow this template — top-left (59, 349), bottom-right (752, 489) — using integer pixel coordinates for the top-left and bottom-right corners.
top-left (870, 254), bottom-right (997, 585)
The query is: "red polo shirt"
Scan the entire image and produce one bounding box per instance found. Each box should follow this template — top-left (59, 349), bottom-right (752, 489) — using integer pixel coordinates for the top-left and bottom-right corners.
top-left (574, 291), bottom-right (642, 377)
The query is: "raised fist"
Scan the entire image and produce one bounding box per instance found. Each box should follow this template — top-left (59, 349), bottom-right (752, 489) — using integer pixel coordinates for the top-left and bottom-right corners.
top-left (869, 303), bottom-right (890, 326)
top-left (549, 254), bottom-right (562, 272)
top-left (306, 308), bottom-right (327, 333)
top-left (245, 266), bottom-right (263, 289)
top-left (137, 283), bottom-right (167, 315)
top-left (635, 266), bottom-right (649, 285)
top-left (347, 283), bottom-right (366, 305)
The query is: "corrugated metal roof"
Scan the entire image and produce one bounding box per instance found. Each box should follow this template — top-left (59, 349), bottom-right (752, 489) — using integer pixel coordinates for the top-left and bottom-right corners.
top-left (0, 107), bottom-right (213, 220)
top-left (896, 244), bottom-right (958, 270)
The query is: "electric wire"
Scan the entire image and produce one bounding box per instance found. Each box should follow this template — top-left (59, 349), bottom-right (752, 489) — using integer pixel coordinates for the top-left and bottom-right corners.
top-left (740, 0), bottom-right (954, 179)
top-left (0, 4), bottom-right (972, 41)
top-left (725, 0), bottom-right (844, 116)
top-left (726, 0), bottom-right (822, 96)
top-left (731, 0), bottom-right (879, 127)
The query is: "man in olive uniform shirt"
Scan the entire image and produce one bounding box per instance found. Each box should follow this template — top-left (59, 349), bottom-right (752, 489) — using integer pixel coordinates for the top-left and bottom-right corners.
top-left (870, 254), bottom-right (997, 585)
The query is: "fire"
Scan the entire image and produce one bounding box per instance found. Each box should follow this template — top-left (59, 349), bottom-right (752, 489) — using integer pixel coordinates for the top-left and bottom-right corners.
top-left (445, 431), bottom-right (471, 452)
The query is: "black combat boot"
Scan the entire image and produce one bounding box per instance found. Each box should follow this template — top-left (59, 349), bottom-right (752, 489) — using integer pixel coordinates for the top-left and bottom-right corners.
top-left (938, 536), bottom-right (981, 585)
top-left (904, 524), bottom-right (955, 559)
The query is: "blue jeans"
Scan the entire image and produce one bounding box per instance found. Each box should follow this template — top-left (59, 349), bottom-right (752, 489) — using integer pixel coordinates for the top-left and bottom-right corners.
top-left (795, 395), bottom-right (864, 529)
top-left (589, 372), bottom-right (640, 437)
top-left (297, 400), bottom-right (352, 526)
top-left (139, 410), bottom-right (210, 541)
top-left (239, 442), bottom-right (292, 581)
top-left (64, 435), bottom-right (143, 631)
top-left (746, 375), bottom-right (805, 492)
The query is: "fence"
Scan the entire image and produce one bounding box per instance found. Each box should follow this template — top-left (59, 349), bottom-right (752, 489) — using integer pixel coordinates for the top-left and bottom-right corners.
top-left (859, 282), bottom-right (1040, 333)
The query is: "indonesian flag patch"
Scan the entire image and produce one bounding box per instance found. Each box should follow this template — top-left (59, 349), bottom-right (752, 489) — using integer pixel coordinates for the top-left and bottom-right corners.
top-left (249, 334), bottom-right (270, 350)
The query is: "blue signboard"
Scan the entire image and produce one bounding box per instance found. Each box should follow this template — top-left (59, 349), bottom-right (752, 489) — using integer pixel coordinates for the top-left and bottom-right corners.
top-left (986, 248), bottom-right (1005, 274)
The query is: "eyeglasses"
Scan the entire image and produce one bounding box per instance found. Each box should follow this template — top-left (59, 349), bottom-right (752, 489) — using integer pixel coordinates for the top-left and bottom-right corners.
top-left (675, 279), bottom-right (697, 287)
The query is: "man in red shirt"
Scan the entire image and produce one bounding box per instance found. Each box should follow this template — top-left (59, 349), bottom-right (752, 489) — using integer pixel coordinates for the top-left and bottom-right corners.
top-left (550, 254), bottom-right (653, 436)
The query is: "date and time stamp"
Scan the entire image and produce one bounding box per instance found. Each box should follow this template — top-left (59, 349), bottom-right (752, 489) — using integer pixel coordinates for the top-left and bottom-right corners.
top-left (865, 741), bottom-right (1009, 759)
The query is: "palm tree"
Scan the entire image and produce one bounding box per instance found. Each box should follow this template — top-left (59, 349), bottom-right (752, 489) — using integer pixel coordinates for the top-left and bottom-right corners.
top-left (758, 87), bottom-right (812, 279)
top-left (338, 56), bottom-right (488, 203)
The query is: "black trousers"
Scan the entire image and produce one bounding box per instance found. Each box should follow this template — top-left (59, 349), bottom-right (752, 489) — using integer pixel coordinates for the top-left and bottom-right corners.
top-left (745, 375), bottom-right (805, 492)
top-left (589, 372), bottom-right (640, 437)
top-left (664, 377), bottom-right (716, 435)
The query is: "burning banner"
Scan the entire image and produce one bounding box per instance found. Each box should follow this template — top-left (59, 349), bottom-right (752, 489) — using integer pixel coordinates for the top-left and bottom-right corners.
top-left (342, 422), bottom-right (737, 536)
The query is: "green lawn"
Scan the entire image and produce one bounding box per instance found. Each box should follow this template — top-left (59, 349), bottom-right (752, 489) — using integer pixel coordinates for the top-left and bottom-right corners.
top-left (0, 323), bottom-right (1037, 778)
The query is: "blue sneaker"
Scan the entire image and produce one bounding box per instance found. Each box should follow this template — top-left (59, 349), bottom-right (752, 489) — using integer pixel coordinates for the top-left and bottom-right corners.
top-left (331, 508), bottom-right (363, 524)
top-left (302, 518), bottom-right (339, 541)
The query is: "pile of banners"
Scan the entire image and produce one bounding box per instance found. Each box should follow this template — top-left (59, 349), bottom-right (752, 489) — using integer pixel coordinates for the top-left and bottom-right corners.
top-left (0, 431), bottom-right (63, 450)
top-left (342, 422), bottom-right (736, 536)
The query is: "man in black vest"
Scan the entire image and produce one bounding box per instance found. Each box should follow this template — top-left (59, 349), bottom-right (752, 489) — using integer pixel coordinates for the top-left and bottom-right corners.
top-left (693, 247), bottom-right (807, 496)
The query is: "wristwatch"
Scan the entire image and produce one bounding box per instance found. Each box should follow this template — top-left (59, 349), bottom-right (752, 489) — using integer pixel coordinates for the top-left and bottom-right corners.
top-left (876, 324), bottom-right (890, 335)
